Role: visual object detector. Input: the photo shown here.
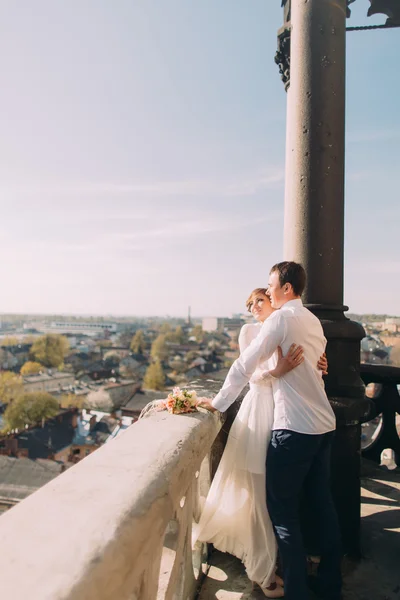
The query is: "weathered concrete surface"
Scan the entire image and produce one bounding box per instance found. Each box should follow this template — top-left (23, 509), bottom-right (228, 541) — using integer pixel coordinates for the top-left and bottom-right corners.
top-left (0, 408), bottom-right (221, 600)
top-left (198, 459), bottom-right (400, 599)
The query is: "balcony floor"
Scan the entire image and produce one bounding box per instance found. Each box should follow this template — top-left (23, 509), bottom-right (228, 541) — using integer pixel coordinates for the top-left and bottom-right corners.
top-left (198, 459), bottom-right (400, 599)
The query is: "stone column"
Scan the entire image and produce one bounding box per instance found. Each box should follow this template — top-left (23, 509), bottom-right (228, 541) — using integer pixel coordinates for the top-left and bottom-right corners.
top-left (279, 0), bottom-right (371, 555)
top-left (284, 0), bottom-right (348, 306)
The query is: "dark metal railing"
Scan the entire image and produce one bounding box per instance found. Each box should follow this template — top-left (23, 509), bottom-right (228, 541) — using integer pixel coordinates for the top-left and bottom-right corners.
top-left (360, 364), bottom-right (400, 466)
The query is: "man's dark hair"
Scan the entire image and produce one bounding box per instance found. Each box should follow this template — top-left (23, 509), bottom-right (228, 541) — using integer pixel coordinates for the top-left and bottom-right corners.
top-left (270, 261), bottom-right (306, 297)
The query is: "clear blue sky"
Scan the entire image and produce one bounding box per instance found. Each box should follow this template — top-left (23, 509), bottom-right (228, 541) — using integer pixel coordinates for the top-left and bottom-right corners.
top-left (0, 1), bottom-right (398, 317)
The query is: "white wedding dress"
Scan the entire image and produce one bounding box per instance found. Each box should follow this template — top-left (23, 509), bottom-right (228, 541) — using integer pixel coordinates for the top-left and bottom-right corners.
top-left (193, 323), bottom-right (277, 588)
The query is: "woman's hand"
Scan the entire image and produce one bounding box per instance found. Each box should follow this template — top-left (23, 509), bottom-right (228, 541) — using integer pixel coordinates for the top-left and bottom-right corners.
top-left (153, 399), bottom-right (166, 411)
top-left (270, 344), bottom-right (304, 378)
top-left (317, 353), bottom-right (328, 375)
top-left (197, 397), bottom-right (217, 412)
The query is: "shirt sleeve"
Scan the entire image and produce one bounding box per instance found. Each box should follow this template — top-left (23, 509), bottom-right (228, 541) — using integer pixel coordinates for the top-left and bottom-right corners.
top-left (238, 325), bottom-right (251, 354)
top-left (239, 325), bottom-right (271, 384)
top-left (212, 312), bottom-right (286, 412)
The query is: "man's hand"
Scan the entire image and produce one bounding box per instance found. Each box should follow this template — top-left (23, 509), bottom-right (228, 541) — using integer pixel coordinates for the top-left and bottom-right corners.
top-left (317, 352), bottom-right (328, 375)
top-left (197, 397), bottom-right (217, 412)
top-left (270, 344), bottom-right (304, 378)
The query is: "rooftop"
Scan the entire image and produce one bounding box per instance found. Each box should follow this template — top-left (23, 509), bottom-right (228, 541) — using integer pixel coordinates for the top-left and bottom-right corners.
top-left (0, 456), bottom-right (64, 505)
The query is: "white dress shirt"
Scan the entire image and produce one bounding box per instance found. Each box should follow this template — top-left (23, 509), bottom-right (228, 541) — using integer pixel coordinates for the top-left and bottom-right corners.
top-left (212, 299), bottom-right (336, 435)
top-left (238, 323), bottom-right (273, 386)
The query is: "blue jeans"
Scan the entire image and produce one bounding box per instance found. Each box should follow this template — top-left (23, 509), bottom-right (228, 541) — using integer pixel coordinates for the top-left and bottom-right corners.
top-left (266, 430), bottom-right (342, 600)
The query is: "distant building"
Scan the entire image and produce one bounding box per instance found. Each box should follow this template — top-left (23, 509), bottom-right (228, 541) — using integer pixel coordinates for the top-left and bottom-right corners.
top-left (385, 318), bottom-right (400, 326)
top-left (202, 317), bottom-right (244, 333)
top-left (121, 389), bottom-right (167, 420)
top-left (44, 322), bottom-right (118, 336)
top-left (202, 317), bottom-right (220, 332)
top-left (22, 372), bottom-right (75, 394)
top-left (0, 409), bottom-right (79, 461)
top-left (0, 456), bottom-right (64, 512)
top-left (383, 318), bottom-right (400, 333)
top-left (0, 343), bottom-right (32, 371)
top-left (0, 407), bottom-right (135, 511)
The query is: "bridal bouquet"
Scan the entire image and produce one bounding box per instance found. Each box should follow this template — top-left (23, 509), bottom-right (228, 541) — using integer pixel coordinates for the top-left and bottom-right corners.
top-left (139, 387), bottom-right (214, 420)
top-left (164, 386), bottom-right (199, 414)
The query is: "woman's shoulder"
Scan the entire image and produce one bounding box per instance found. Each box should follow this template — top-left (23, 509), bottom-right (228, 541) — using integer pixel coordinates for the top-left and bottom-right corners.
top-left (240, 322), bottom-right (258, 332)
top-left (239, 322), bottom-right (261, 338)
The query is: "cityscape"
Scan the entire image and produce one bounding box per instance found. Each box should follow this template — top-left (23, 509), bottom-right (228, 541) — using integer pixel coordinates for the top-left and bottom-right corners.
top-left (0, 308), bottom-right (399, 512)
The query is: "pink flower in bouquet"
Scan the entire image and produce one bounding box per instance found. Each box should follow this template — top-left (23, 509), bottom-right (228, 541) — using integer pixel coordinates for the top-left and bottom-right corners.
top-left (165, 387), bottom-right (199, 414)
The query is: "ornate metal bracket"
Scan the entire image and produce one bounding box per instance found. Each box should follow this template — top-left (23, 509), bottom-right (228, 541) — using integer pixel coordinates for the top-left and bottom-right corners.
top-left (276, 0), bottom-right (399, 88)
top-left (347, 0), bottom-right (357, 18)
top-left (367, 0), bottom-right (400, 25)
top-left (275, 25), bottom-right (291, 91)
top-left (275, 1), bottom-right (291, 91)
top-left (347, 0), bottom-right (400, 25)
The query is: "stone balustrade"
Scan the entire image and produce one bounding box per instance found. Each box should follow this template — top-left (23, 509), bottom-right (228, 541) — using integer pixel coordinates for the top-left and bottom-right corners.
top-left (0, 405), bottom-right (222, 600)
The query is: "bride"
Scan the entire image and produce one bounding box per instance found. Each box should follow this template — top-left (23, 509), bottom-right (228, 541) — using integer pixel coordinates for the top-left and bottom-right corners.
top-left (195, 288), bottom-right (327, 598)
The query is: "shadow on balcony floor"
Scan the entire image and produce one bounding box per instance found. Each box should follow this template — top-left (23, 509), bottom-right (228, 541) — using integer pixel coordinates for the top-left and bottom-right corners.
top-left (198, 460), bottom-right (400, 600)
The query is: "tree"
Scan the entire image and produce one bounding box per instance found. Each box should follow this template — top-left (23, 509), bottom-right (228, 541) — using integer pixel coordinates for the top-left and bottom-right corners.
top-left (2, 336), bottom-right (19, 346)
top-left (159, 323), bottom-right (171, 334)
top-left (60, 393), bottom-right (84, 409)
top-left (174, 326), bottom-right (185, 344)
top-left (118, 331), bottom-right (135, 347)
top-left (0, 372), bottom-right (23, 405)
top-left (143, 360), bottom-right (165, 391)
top-left (2, 392), bottom-right (59, 431)
top-left (84, 390), bottom-right (113, 412)
top-left (20, 361), bottom-right (44, 375)
top-left (191, 324), bottom-right (204, 343)
top-left (150, 334), bottom-right (169, 361)
top-left (130, 330), bottom-right (146, 354)
top-left (98, 340), bottom-right (113, 348)
top-left (165, 326), bottom-right (185, 344)
top-left (103, 350), bottom-right (121, 363)
top-left (30, 334), bottom-right (70, 368)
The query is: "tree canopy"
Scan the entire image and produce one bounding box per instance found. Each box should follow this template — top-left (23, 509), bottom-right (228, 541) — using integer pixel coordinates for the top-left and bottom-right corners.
top-left (130, 330), bottom-right (146, 354)
top-left (2, 392), bottom-right (59, 431)
top-left (103, 350), bottom-right (121, 363)
top-left (1, 336), bottom-right (19, 346)
top-left (159, 323), bottom-right (171, 334)
top-left (20, 361), bottom-right (44, 375)
top-left (60, 393), bottom-right (84, 410)
top-left (30, 334), bottom-right (70, 368)
top-left (150, 334), bottom-right (169, 361)
top-left (165, 326), bottom-right (185, 344)
top-left (143, 360), bottom-right (166, 391)
top-left (0, 372), bottom-right (23, 405)
top-left (191, 324), bottom-right (204, 343)
top-left (84, 389), bottom-right (113, 412)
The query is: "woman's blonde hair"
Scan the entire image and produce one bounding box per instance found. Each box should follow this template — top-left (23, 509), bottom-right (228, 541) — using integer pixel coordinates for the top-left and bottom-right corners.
top-left (245, 288), bottom-right (270, 312)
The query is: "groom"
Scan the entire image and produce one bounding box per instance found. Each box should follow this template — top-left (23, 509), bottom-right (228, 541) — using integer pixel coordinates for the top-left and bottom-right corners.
top-left (208, 261), bottom-right (342, 600)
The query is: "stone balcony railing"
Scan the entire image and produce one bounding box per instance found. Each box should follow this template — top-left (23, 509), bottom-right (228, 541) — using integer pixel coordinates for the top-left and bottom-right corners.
top-left (1, 366), bottom-right (399, 600)
top-left (0, 386), bottom-right (223, 600)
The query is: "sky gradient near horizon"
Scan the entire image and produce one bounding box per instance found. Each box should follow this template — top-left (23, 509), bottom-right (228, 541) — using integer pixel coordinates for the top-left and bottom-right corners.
top-left (0, 1), bottom-right (399, 317)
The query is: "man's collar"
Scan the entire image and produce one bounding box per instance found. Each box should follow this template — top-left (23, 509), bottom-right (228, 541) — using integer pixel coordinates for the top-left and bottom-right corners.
top-left (281, 298), bottom-right (303, 309)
